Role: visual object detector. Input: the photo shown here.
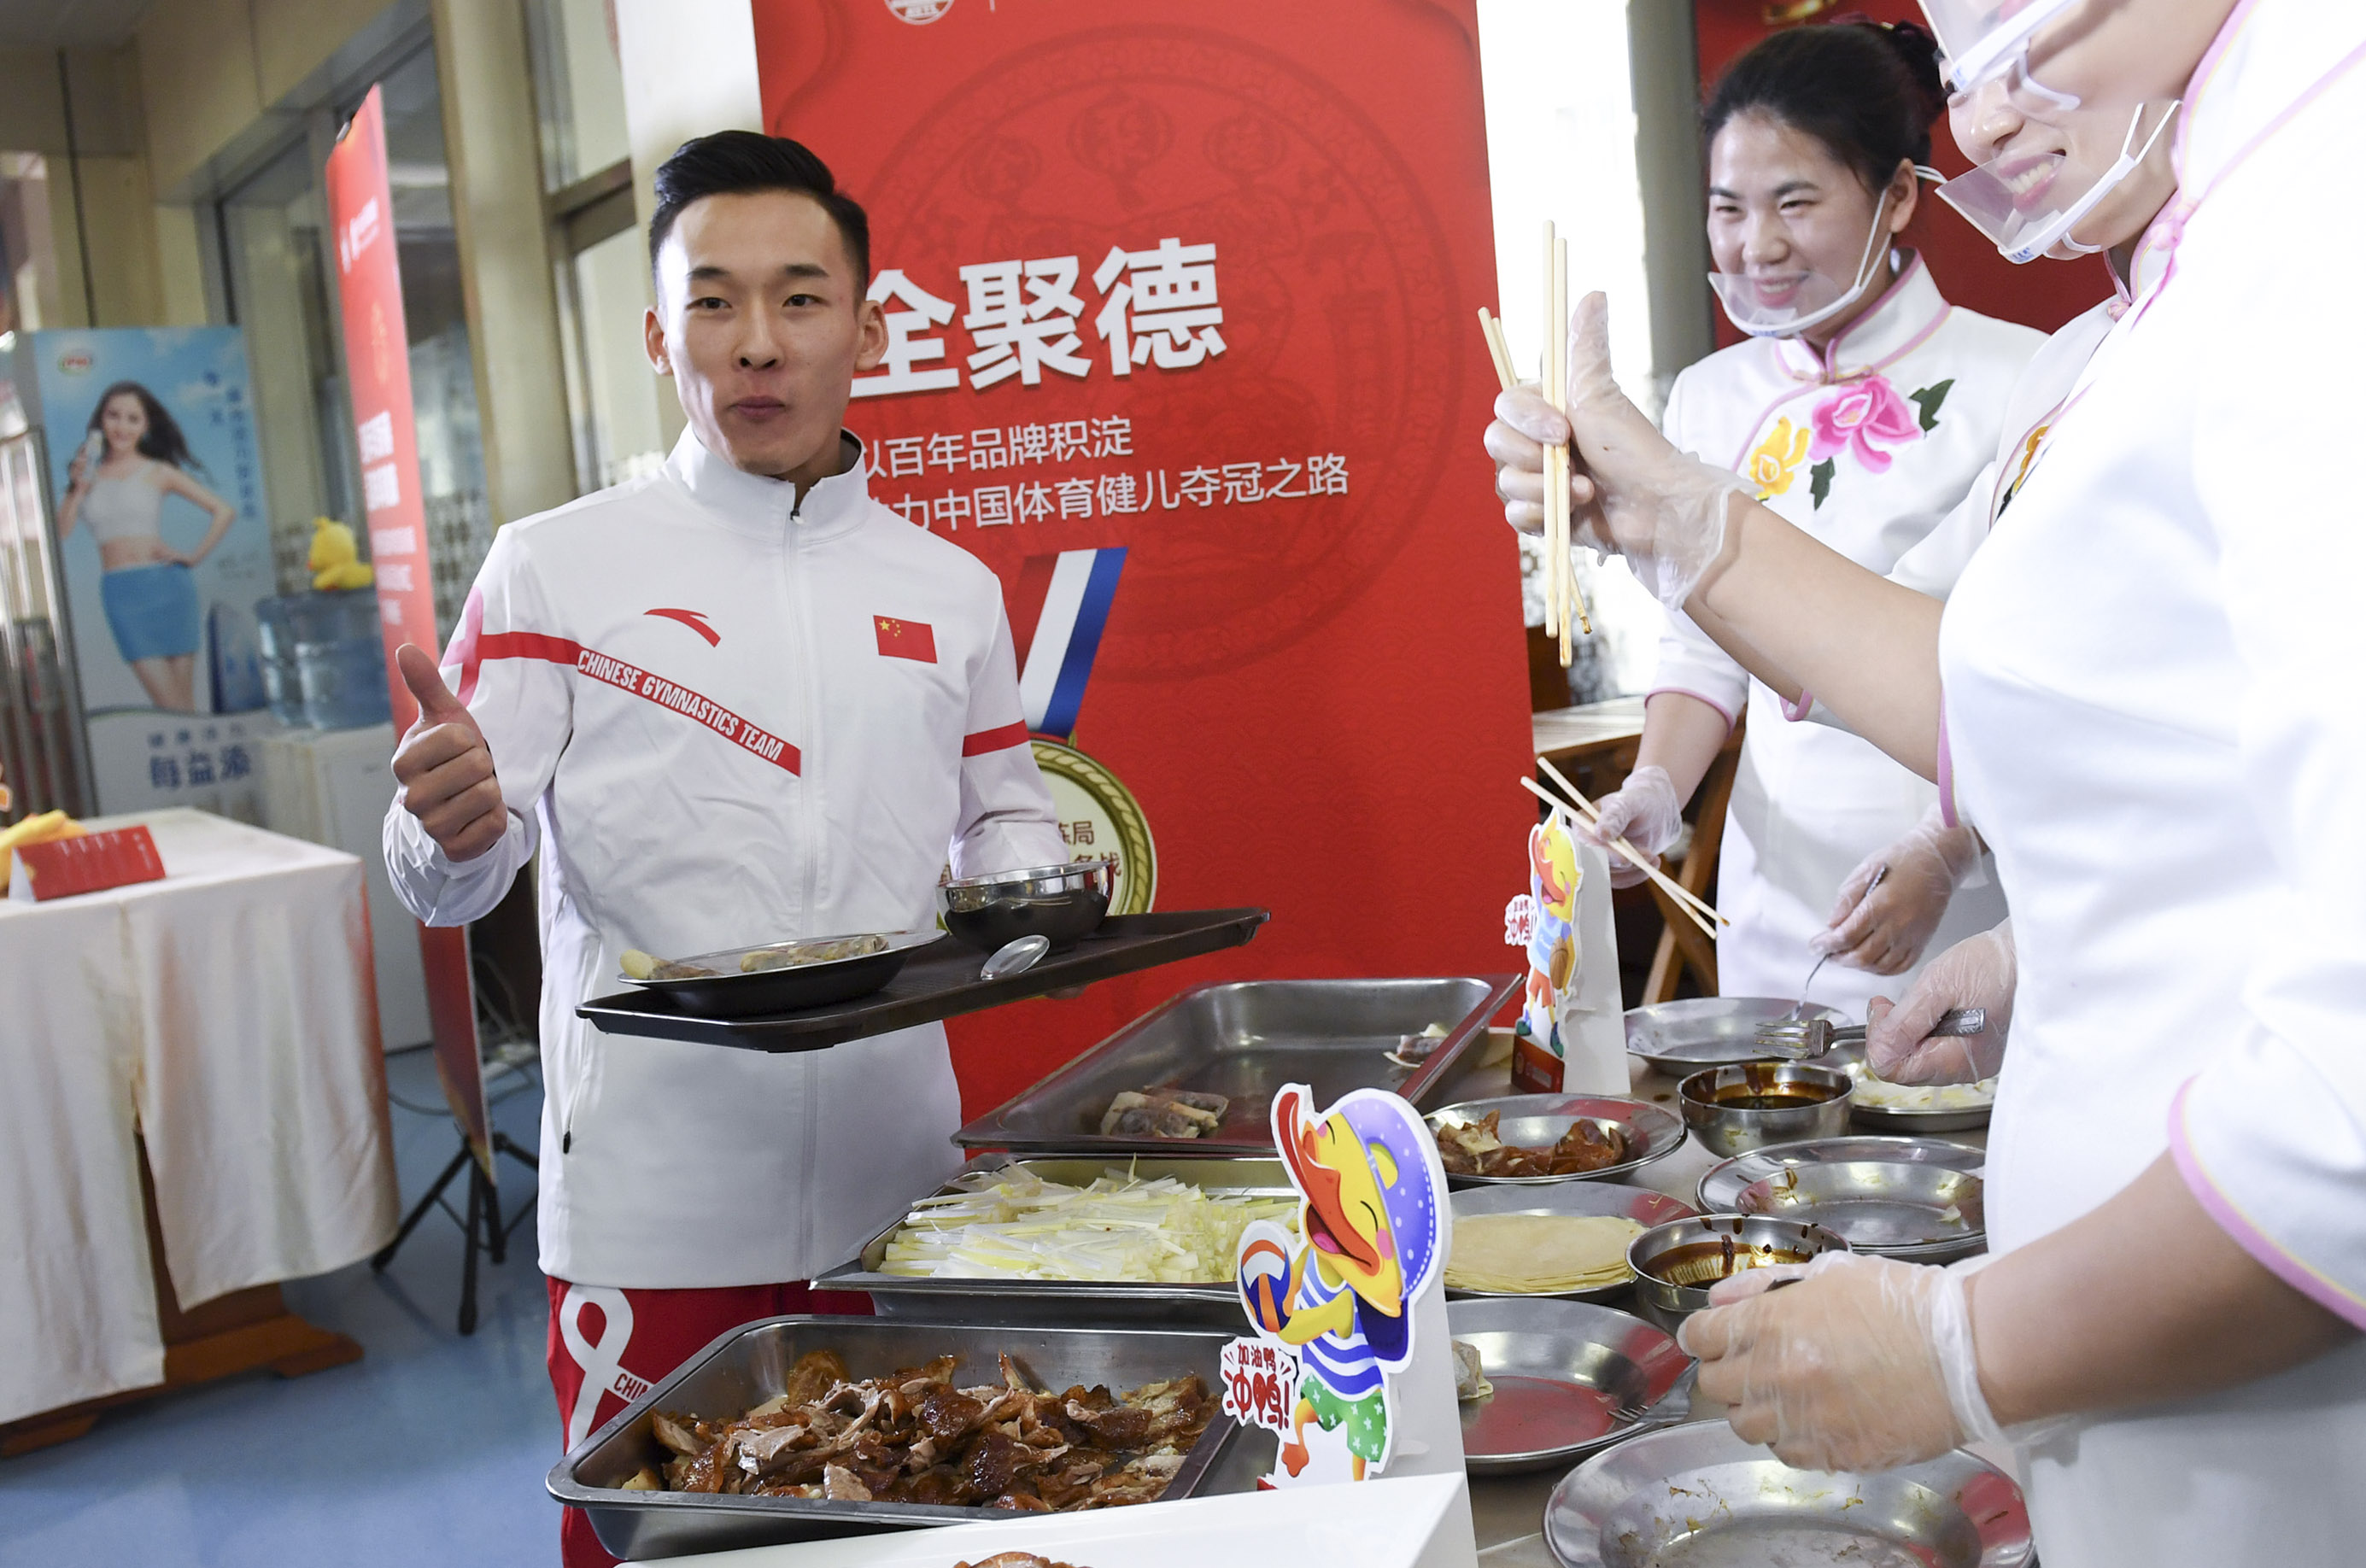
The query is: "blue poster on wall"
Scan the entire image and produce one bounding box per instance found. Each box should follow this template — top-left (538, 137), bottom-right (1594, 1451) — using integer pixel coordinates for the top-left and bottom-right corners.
top-left (14, 327), bottom-right (279, 817)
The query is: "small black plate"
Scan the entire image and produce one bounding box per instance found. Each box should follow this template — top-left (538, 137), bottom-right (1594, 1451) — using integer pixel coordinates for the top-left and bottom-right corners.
top-left (577, 909), bottom-right (1269, 1051)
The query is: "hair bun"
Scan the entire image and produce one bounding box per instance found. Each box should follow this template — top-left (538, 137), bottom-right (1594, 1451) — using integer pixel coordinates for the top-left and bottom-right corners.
top-left (1870, 19), bottom-right (1949, 126)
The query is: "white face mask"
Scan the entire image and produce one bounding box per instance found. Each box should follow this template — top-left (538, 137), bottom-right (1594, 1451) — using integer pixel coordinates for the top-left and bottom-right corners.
top-left (1936, 101), bottom-right (2178, 265)
top-left (1922, 0), bottom-right (2082, 94)
top-left (1707, 190), bottom-right (1897, 340)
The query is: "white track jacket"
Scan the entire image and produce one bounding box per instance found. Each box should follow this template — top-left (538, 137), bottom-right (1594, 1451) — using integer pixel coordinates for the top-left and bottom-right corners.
top-left (384, 429), bottom-right (1063, 1288)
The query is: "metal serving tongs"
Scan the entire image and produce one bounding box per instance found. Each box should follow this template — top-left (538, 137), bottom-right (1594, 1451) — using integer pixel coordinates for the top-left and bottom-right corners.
top-left (1754, 1007), bottom-right (1988, 1060)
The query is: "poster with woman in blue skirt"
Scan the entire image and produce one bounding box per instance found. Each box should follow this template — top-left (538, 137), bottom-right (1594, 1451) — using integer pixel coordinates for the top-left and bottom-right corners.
top-left (16, 327), bottom-right (276, 816)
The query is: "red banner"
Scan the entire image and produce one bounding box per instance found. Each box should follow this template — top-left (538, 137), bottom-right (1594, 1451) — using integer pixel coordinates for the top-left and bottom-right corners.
top-left (756, 0), bottom-right (1534, 1111)
top-left (325, 87), bottom-right (489, 1173)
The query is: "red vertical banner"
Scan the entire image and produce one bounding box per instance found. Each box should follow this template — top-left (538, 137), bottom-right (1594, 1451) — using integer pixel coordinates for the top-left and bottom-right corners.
top-left (755, 0), bottom-right (1535, 1112)
top-left (325, 87), bottom-right (489, 1173)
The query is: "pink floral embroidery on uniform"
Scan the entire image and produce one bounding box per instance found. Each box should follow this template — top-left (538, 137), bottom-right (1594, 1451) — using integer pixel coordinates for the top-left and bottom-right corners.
top-left (1809, 375), bottom-right (1922, 474)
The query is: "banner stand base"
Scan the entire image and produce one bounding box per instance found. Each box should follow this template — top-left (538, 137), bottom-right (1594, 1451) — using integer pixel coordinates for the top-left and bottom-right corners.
top-left (371, 1126), bottom-right (538, 1335)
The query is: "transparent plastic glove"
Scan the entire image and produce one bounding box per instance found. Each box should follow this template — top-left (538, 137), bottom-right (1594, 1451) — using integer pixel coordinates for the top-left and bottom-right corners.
top-left (1679, 1251), bottom-right (2000, 1473)
top-left (1568, 764), bottom-right (1684, 889)
top-left (1485, 379), bottom-right (1557, 538)
top-left (1813, 804), bottom-right (1982, 975)
top-left (1866, 922), bottom-right (2015, 1085)
top-left (1483, 293), bottom-right (1752, 609)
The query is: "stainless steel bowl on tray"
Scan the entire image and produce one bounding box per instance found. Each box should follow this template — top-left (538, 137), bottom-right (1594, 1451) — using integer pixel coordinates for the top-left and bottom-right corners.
top-left (815, 1156), bottom-right (1292, 1327)
top-left (1447, 1297), bottom-right (1694, 1474)
top-left (939, 858), bottom-right (1115, 952)
top-left (1678, 1060), bottom-right (1853, 1157)
top-left (616, 929), bottom-right (944, 1019)
top-left (548, 1316), bottom-right (1244, 1561)
top-left (1821, 1039), bottom-right (1998, 1132)
top-left (1425, 1094), bottom-right (1688, 1188)
top-left (1697, 1135), bottom-right (1985, 1214)
top-left (1625, 1214), bottom-right (1850, 1334)
top-left (954, 975), bottom-right (1520, 1157)
top-left (1731, 1161), bottom-right (1986, 1262)
top-left (1626, 996), bottom-right (1851, 1075)
top-left (1446, 1183), bottom-right (1698, 1303)
top-left (1543, 1419), bottom-right (2035, 1567)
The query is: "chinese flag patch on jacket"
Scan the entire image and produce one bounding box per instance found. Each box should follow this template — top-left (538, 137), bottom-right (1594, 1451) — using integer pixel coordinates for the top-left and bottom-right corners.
top-left (874, 615), bottom-right (937, 663)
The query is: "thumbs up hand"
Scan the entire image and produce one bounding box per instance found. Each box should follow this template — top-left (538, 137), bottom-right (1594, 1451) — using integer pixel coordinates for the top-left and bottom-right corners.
top-left (1481, 291), bottom-right (1751, 611)
top-left (392, 643), bottom-right (506, 863)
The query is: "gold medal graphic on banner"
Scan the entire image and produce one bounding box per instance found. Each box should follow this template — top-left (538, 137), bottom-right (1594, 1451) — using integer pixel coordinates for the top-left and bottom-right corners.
top-left (1032, 733), bottom-right (1157, 914)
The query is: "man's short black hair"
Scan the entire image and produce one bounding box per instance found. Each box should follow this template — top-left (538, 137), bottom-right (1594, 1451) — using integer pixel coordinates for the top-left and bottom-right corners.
top-left (647, 131), bottom-right (871, 292)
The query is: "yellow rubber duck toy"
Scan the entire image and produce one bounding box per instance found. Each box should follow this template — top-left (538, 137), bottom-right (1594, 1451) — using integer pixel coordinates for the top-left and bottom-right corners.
top-left (308, 517), bottom-right (376, 592)
top-left (0, 810), bottom-right (87, 892)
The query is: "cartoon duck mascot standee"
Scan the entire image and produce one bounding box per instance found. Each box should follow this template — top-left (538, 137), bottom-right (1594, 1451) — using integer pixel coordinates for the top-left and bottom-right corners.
top-left (1235, 1085), bottom-right (1447, 1482)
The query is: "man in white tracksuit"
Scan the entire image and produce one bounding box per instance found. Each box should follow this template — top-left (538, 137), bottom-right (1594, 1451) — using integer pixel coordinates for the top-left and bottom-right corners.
top-left (382, 132), bottom-right (1063, 1566)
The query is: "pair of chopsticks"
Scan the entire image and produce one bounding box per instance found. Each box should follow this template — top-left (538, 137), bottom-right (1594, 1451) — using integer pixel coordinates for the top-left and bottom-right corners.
top-left (1478, 221), bottom-right (1591, 670)
top-left (1522, 757), bottom-right (1727, 940)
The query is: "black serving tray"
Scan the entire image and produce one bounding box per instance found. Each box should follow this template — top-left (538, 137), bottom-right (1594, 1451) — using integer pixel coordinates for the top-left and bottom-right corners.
top-left (576, 908), bottom-right (1269, 1050)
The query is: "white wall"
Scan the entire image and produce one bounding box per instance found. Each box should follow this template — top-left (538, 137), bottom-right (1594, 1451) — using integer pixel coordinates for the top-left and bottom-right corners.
top-left (1476, 0), bottom-right (1666, 688)
top-left (1477, 0), bottom-right (1657, 412)
top-left (612, 0), bottom-right (764, 452)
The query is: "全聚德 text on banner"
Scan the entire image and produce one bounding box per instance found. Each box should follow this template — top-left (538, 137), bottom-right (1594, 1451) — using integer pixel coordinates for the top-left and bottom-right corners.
top-left (854, 238), bottom-right (1225, 399)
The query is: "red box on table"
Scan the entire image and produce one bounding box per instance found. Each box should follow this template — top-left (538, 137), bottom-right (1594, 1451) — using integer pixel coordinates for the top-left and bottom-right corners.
top-left (10, 826), bottom-right (167, 901)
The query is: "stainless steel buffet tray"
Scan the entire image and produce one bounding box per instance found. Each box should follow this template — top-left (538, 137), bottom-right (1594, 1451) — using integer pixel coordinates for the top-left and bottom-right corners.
top-left (547, 1315), bottom-right (1246, 1561)
top-left (814, 1156), bottom-right (1292, 1326)
top-left (955, 975), bottom-right (1520, 1157)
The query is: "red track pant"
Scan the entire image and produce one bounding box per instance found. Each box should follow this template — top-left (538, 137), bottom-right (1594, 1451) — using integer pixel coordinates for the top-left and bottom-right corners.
top-left (546, 1274), bottom-right (871, 1567)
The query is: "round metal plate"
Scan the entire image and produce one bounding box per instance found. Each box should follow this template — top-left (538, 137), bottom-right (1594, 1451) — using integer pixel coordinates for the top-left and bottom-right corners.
top-left (1448, 1183), bottom-right (1699, 1302)
top-left (1426, 1095), bottom-right (1688, 1188)
top-left (1544, 1420), bottom-right (2034, 1567)
top-left (1625, 997), bottom-right (1852, 1075)
top-left (1446, 1296), bottom-right (1693, 1475)
top-left (618, 929), bottom-right (945, 1018)
top-left (1697, 1136), bottom-right (1986, 1214)
top-left (1731, 1161), bottom-right (1985, 1261)
top-left (1823, 1040), bottom-right (1997, 1131)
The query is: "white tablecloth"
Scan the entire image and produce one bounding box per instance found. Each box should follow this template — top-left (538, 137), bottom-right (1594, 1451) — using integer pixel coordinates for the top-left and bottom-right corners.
top-left (0, 808), bottom-right (398, 1424)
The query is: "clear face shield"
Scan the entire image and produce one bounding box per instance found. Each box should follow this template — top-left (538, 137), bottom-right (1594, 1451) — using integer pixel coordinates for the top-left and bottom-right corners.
top-left (1921, 0), bottom-right (2083, 94)
top-left (1936, 100), bottom-right (2178, 264)
top-left (1707, 178), bottom-right (1923, 340)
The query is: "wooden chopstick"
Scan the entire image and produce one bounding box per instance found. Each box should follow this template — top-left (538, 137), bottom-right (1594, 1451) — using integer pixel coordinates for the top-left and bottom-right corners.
top-left (1534, 755), bottom-right (1726, 926)
top-left (1520, 775), bottom-right (1718, 940)
top-left (1480, 303), bottom-right (1567, 659)
top-left (1477, 307), bottom-right (1517, 389)
top-left (1533, 756), bottom-right (1729, 929)
top-left (1542, 225), bottom-right (1563, 664)
top-left (1551, 234), bottom-right (1590, 645)
top-left (1552, 231), bottom-right (1590, 647)
top-left (1480, 272), bottom-right (1595, 664)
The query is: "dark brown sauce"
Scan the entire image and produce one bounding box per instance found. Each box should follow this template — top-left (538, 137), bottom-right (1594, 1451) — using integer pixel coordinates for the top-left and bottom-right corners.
top-left (1709, 1086), bottom-right (1838, 1110)
top-left (1645, 1240), bottom-right (1816, 1286)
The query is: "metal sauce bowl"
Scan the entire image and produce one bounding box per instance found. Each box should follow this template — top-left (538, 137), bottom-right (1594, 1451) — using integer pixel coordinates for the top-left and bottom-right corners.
top-left (1625, 1214), bottom-right (1850, 1333)
top-left (1678, 1059), bottom-right (1853, 1157)
top-left (939, 857), bottom-right (1115, 951)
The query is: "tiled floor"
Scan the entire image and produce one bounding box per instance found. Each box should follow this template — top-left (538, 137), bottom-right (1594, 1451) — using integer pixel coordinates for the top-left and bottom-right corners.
top-left (2, 1050), bottom-right (563, 1567)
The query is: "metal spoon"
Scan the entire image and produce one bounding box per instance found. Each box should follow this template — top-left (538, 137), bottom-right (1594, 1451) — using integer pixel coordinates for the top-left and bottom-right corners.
top-left (981, 933), bottom-right (1051, 980)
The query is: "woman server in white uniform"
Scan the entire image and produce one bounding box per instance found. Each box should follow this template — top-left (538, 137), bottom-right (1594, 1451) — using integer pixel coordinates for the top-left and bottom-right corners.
top-left (1488, 1), bottom-right (2366, 1560)
top-left (1583, 20), bottom-right (2036, 1010)
top-left (1748, 64), bottom-right (2184, 1073)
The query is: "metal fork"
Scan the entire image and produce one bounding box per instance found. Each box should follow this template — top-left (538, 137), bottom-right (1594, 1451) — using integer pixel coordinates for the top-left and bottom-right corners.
top-left (1780, 864), bottom-right (1886, 1027)
top-left (1754, 1007), bottom-right (1987, 1059)
top-left (1608, 1365), bottom-right (1696, 1431)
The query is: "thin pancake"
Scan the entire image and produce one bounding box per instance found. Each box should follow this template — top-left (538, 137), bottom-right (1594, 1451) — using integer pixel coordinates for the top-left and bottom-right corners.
top-left (1445, 1214), bottom-right (1643, 1293)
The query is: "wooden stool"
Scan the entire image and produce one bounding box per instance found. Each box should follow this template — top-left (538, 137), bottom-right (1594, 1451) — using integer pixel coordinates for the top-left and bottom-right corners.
top-left (1642, 722), bottom-right (1743, 1003)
